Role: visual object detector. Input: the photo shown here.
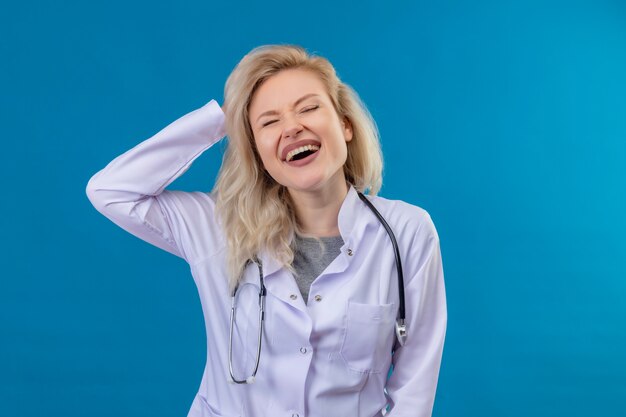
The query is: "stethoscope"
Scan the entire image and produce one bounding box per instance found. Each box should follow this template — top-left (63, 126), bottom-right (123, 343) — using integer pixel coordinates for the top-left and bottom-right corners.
top-left (228, 190), bottom-right (406, 384)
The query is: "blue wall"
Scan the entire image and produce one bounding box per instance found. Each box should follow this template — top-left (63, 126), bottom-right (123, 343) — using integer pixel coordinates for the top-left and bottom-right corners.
top-left (1, 0), bottom-right (625, 416)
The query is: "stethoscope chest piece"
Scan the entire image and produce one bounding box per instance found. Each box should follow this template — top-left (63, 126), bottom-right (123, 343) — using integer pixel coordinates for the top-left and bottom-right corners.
top-left (395, 319), bottom-right (407, 346)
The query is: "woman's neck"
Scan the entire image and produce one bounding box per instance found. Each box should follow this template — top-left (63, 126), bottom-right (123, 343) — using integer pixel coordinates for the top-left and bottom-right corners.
top-left (288, 176), bottom-right (349, 238)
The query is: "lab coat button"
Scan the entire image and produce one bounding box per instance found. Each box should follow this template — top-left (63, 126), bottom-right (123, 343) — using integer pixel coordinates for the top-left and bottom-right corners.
top-left (314, 294), bottom-right (322, 302)
top-left (290, 294), bottom-right (298, 300)
top-left (300, 347), bottom-right (307, 354)
top-left (347, 248), bottom-right (353, 256)
top-left (292, 414), bottom-right (299, 417)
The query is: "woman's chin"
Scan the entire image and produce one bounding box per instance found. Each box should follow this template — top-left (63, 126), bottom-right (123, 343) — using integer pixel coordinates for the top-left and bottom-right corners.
top-left (283, 175), bottom-right (347, 196)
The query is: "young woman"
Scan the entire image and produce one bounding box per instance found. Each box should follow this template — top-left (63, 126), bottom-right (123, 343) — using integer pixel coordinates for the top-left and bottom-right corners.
top-left (86, 44), bottom-right (447, 417)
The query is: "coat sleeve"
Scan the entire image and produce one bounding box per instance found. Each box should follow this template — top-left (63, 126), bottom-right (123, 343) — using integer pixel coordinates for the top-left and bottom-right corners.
top-left (85, 99), bottom-right (227, 264)
top-left (385, 211), bottom-right (447, 417)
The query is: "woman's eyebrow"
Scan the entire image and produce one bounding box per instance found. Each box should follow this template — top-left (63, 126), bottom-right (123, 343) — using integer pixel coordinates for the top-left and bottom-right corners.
top-left (255, 93), bottom-right (320, 122)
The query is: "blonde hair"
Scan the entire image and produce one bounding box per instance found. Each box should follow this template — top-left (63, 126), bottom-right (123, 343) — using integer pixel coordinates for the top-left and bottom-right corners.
top-left (213, 44), bottom-right (383, 291)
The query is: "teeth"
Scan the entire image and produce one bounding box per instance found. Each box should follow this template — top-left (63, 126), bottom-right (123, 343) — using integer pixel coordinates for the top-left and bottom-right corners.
top-left (286, 144), bottom-right (320, 162)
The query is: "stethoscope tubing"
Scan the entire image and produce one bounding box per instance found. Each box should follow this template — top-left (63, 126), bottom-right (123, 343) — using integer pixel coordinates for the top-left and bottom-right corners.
top-left (356, 191), bottom-right (406, 323)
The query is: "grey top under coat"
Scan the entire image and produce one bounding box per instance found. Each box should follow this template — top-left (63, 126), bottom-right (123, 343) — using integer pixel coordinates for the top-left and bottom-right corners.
top-left (291, 234), bottom-right (344, 303)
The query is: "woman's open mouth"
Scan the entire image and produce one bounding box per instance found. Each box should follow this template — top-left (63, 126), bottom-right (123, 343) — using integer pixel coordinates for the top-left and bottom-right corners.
top-left (285, 144), bottom-right (321, 167)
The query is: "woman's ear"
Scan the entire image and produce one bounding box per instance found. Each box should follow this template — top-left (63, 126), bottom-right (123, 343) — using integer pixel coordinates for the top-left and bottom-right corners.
top-left (342, 117), bottom-right (354, 142)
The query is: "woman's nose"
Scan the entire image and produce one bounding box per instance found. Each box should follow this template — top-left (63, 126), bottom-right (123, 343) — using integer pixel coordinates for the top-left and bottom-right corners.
top-left (282, 116), bottom-right (303, 139)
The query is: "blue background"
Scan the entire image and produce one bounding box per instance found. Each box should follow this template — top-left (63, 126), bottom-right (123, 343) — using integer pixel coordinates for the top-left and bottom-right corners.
top-left (1, 0), bottom-right (625, 416)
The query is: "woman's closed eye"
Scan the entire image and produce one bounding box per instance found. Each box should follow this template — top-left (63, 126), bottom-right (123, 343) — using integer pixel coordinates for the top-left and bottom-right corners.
top-left (301, 104), bottom-right (319, 113)
top-left (261, 119), bottom-right (278, 127)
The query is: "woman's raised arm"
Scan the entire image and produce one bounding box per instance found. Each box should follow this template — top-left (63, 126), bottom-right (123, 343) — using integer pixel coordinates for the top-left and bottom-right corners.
top-left (85, 99), bottom-right (227, 264)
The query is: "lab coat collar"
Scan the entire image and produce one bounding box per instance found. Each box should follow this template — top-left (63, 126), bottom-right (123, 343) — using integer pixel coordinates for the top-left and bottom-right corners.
top-left (337, 183), bottom-right (363, 244)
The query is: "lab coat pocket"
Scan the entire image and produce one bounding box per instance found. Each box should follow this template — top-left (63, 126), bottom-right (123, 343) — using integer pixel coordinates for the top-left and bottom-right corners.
top-left (193, 393), bottom-right (241, 417)
top-left (339, 301), bottom-right (396, 374)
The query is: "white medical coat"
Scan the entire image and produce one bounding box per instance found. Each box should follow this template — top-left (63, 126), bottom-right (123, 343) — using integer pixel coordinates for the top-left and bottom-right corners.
top-left (86, 99), bottom-right (447, 417)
